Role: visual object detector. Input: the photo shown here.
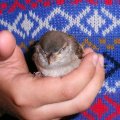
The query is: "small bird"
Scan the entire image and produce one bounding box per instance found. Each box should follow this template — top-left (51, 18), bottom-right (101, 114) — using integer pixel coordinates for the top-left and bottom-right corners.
top-left (33, 31), bottom-right (83, 77)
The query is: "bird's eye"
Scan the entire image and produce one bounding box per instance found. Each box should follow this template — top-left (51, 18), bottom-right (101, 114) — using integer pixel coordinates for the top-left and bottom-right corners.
top-left (42, 50), bottom-right (47, 55)
top-left (44, 52), bottom-right (47, 55)
top-left (60, 42), bottom-right (67, 52)
top-left (60, 47), bottom-right (66, 52)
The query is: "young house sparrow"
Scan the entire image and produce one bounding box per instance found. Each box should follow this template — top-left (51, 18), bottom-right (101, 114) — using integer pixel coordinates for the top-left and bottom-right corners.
top-left (33, 31), bottom-right (83, 77)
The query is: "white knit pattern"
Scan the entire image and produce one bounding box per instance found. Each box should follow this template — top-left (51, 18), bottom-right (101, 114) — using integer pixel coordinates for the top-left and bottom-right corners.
top-left (0, 7), bottom-right (120, 38)
top-left (103, 80), bottom-right (120, 94)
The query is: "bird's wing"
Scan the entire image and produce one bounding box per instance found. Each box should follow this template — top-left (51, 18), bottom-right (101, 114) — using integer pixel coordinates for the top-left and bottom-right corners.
top-left (32, 44), bottom-right (42, 69)
top-left (75, 42), bottom-right (84, 59)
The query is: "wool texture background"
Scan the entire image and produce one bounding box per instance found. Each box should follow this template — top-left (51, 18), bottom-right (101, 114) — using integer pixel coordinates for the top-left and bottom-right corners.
top-left (0, 0), bottom-right (120, 120)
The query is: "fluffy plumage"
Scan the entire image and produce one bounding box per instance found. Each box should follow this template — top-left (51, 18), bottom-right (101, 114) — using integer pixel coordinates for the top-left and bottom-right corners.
top-left (33, 31), bottom-right (83, 77)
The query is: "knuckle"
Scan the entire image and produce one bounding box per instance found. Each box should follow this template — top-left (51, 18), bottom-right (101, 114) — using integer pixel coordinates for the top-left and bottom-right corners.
top-left (82, 101), bottom-right (91, 111)
top-left (10, 78), bottom-right (34, 107)
top-left (79, 100), bottom-right (91, 111)
top-left (75, 98), bottom-right (92, 112)
top-left (12, 92), bottom-right (27, 107)
top-left (86, 52), bottom-right (97, 62)
top-left (61, 85), bottom-right (78, 100)
top-left (11, 87), bottom-right (29, 107)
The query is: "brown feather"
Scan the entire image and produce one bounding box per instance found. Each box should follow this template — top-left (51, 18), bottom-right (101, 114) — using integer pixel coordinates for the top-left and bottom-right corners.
top-left (68, 35), bottom-right (84, 59)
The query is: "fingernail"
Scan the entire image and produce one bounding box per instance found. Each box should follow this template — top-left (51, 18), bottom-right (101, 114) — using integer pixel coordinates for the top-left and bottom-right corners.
top-left (99, 55), bottom-right (104, 67)
top-left (93, 54), bottom-right (98, 66)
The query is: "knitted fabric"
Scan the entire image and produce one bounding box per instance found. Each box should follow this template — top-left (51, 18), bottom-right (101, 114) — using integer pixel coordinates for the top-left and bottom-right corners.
top-left (0, 0), bottom-right (120, 120)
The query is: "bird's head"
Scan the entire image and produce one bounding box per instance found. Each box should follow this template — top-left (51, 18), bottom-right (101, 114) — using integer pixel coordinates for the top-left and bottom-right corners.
top-left (35, 31), bottom-right (74, 67)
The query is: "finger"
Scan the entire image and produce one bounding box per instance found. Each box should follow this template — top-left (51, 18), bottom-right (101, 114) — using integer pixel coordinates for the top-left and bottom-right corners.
top-left (36, 55), bottom-right (105, 119)
top-left (7, 45), bottom-right (29, 73)
top-left (24, 52), bottom-right (99, 106)
top-left (83, 48), bottom-right (94, 57)
top-left (0, 31), bottom-right (29, 77)
top-left (0, 30), bottom-right (16, 61)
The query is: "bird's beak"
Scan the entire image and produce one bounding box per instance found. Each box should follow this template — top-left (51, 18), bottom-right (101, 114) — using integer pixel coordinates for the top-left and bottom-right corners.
top-left (47, 53), bottom-right (52, 65)
top-left (48, 58), bottom-right (51, 65)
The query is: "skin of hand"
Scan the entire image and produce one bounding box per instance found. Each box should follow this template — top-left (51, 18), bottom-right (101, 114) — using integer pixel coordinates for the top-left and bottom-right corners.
top-left (0, 31), bottom-right (105, 120)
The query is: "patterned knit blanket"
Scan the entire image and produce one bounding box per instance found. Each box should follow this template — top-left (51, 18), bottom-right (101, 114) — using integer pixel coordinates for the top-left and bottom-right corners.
top-left (0, 0), bottom-right (120, 120)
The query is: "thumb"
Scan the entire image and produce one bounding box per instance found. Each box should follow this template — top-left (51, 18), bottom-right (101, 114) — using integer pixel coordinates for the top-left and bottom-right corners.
top-left (0, 30), bottom-right (16, 61)
top-left (0, 31), bottom-right (29, 74)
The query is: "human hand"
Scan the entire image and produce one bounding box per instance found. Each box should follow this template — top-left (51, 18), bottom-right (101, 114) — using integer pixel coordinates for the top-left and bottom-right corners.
top-left (0, 31), bottom-right (105, 120)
